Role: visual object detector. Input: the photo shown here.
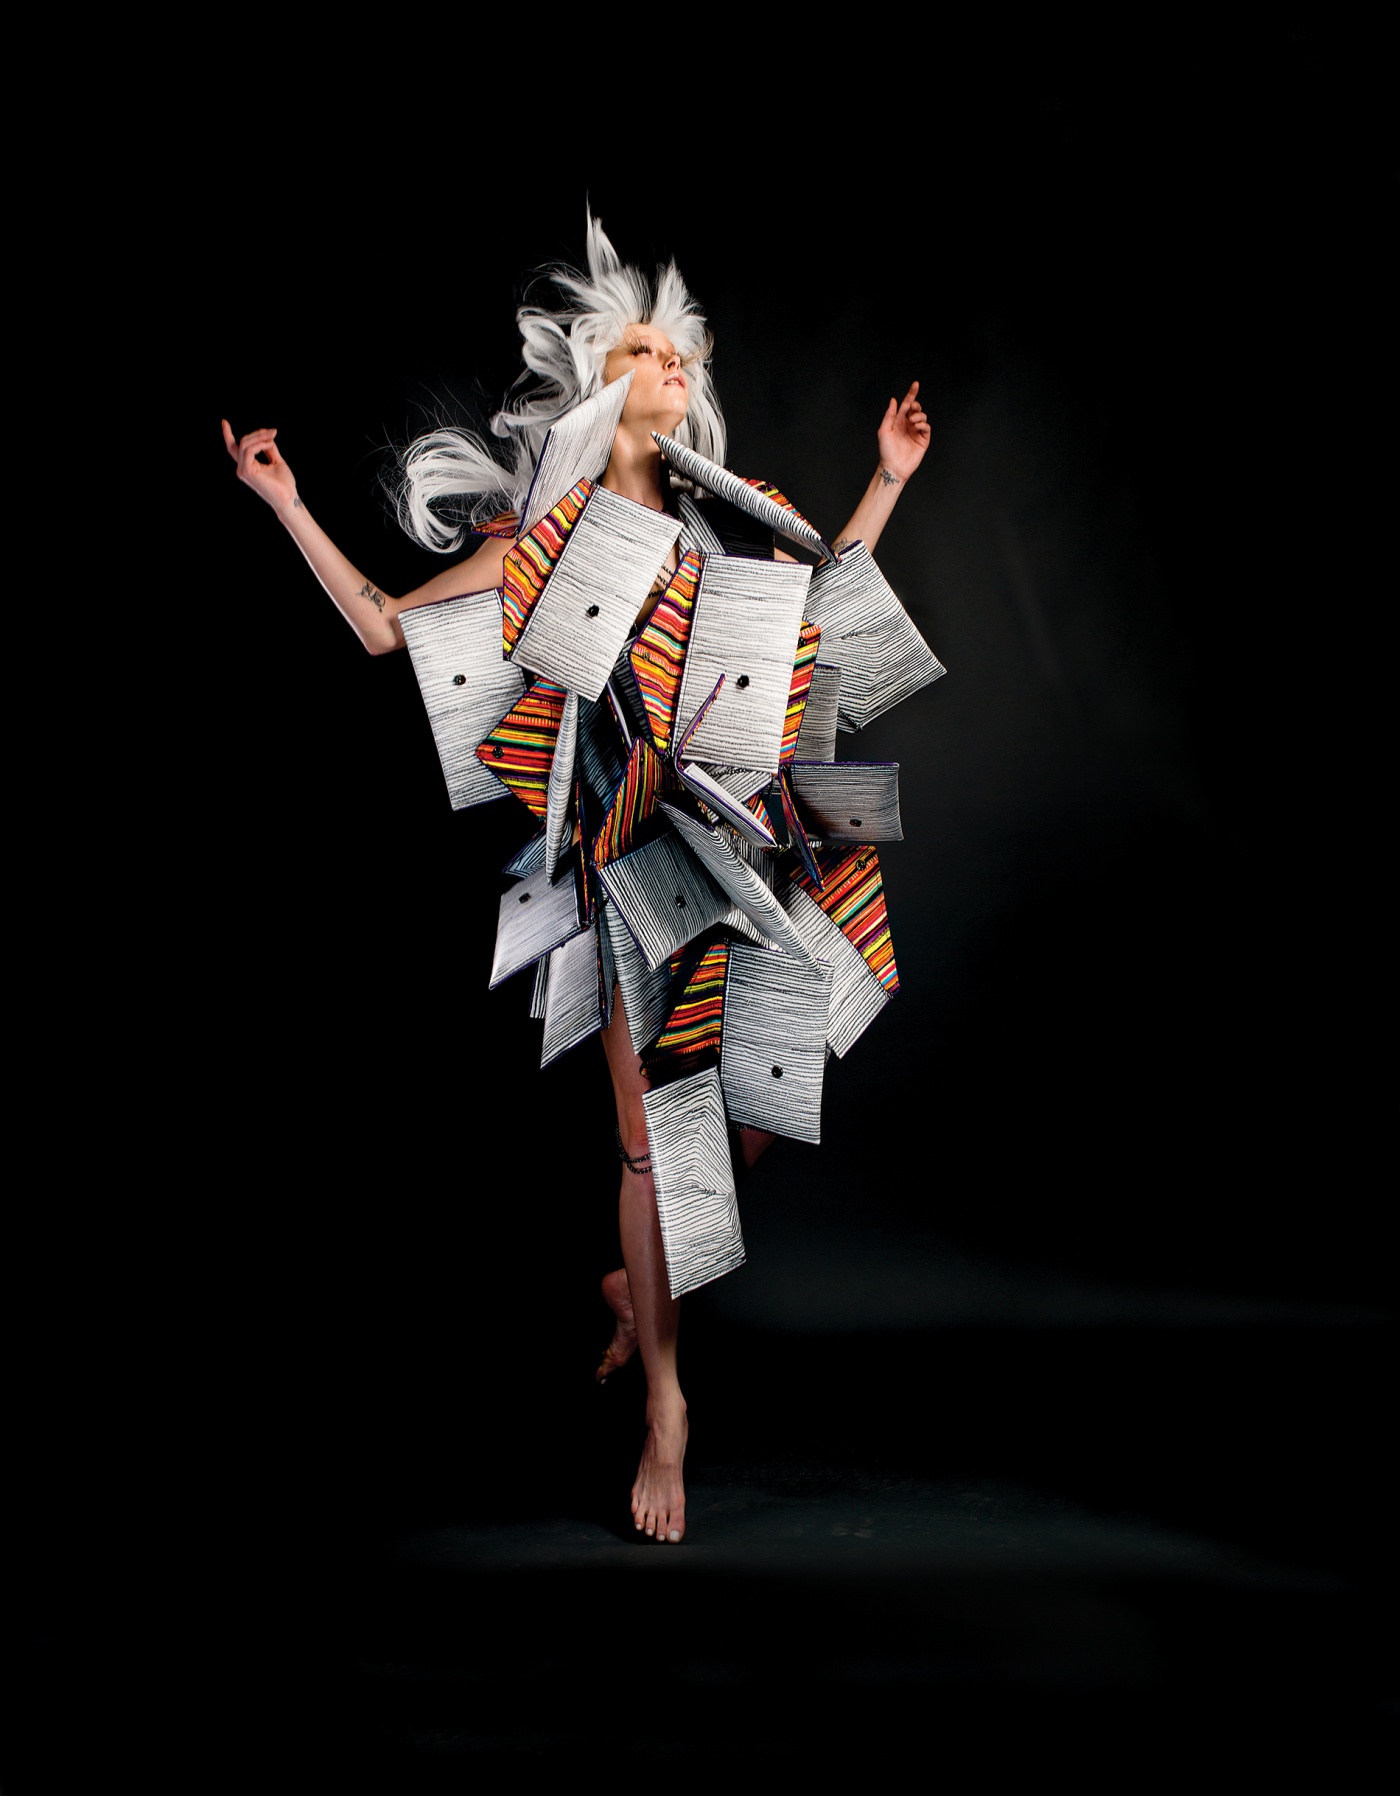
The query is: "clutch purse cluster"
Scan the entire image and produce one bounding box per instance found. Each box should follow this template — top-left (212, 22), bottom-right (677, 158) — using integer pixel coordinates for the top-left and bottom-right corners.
top-left (398, 373), bottom-right (946, 1298)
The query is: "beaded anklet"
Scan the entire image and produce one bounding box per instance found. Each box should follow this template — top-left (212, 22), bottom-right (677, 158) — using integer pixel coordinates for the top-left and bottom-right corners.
top-left (615, 1125), bottom-right (652, 1177)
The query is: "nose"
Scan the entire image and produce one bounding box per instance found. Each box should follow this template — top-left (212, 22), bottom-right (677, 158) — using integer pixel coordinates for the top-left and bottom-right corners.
top-left (662, 347), bottom-right (681, 372)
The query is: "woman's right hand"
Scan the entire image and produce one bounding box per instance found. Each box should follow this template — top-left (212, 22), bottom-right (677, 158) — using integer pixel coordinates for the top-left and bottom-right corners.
top-left (222, 419), bottom-right (299, 514)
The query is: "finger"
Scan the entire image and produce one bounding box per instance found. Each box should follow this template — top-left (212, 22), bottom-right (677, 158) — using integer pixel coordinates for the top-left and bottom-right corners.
top-left (882, 396), bottom-right (897, 423)
top-left (237, 442), bottom-right (279, 472)
top-left (221, 418), bottom-right (238, 459)
top-left (238, 427), bottom-right (278, 450)
top-left (902, 380), bottom-right (921, 405)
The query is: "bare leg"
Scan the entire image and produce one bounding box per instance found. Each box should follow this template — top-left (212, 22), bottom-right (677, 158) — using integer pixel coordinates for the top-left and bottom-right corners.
top-left (600, 993), bottom-right (688, 1543)
top-left (596, 1125), bottom-right (776, 1378)
top-left (595, 1268), bottom-right (637, 1383)
top-left (736, 1126), bottom-right (776, 1170)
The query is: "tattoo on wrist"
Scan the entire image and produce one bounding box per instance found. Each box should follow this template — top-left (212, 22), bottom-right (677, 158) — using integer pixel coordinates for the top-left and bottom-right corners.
top-left (833, 537), bottom-right (853, 555)
top-left (292, 496), bottom-right (303, 510)
top-left (879, 468), bottom-right (901, 488)
top-left (359, 580), bottom-right (385, 613)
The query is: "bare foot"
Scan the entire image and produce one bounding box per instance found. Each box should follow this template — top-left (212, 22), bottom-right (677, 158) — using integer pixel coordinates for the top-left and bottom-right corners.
top-left (631, 1397), bottom-right (688, 1543)
top-left (595, 1269), bottom-right (638, 1384)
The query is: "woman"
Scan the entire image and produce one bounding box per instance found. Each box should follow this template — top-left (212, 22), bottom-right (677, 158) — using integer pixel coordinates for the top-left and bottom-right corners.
top-left (223, 215), bottom-right (932, 1545)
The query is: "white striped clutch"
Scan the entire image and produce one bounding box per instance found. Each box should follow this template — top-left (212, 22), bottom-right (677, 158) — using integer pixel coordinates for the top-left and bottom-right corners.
top-left (802, 541), bottom-right (945, 732)
top-left (540, 922), bottom-right (605, 1068)
top-left (653, 433), bottom-right (836, 564)
top-left (718, 943), bottom-right (834, 1145)
top-left (489, 860), bottom-right (588, 990)
top-left (511, 486), bottom-right (682, 702)
top-left (593, 827), bottom-right (732, 972)
top-left (399, 589), bottom-right (526, 810)
top-left (517, 373), bottom-right (634, 538)
top-left (673, 555), bottom-right (811, 773)
top-left (659, 798), bottom-right (814, 964)
top-left (643, 1065), bottom-right (745, 1299)
top-left (787, 761), bottom-right (903, 842)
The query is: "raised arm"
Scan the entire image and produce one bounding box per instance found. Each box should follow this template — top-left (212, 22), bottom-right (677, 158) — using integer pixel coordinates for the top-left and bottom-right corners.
top-left (832, 382), bottom-right (931, 559)
top-left (222, 420), bottom-right (510, 655)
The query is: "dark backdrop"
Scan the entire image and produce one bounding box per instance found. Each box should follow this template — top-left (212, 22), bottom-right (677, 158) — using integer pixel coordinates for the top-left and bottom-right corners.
top-left (99, 28), bottom-right (1387, 1769)
top-left (0, 26), bottom-right (1383, 1796)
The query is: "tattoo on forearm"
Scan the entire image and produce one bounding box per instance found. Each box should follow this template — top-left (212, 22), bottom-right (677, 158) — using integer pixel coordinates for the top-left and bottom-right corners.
top-left (293, 496), bottom-right (303, 509)
top-left (833, 538), bottom-right (853, 555)
top-left (879, 468), bottom-right (901, 488)
top-left (359, 580), bottom-right (385, 613)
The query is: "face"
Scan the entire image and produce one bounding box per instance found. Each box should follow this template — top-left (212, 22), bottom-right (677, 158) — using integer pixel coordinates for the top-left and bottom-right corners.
top-left (602, 323), bottom-right (691, 428)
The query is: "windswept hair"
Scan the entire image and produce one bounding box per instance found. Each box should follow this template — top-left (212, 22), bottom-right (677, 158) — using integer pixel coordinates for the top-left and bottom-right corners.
top-left (395, 213), bottom-right (727, 553)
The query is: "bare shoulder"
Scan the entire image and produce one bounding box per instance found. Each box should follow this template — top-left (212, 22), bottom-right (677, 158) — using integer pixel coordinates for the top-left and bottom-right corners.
top-left (398, 535), bottom-right (512, 612)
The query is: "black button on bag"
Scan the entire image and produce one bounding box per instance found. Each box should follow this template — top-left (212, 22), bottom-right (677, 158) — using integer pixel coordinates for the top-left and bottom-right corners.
top-left (771, 1065), bottom-right (783, 1078)
top-left (736, 674), bottom-right (750, 689)
top-left (675, 894), bottom-right (687, 908)
top-left (849, 818), bottom-right (862, 827)
top-left (586, 604), bottom-right (600, 617)
top-left (452, 674), bottom-right (466, 686)
top-left (492, 746), bottom-right (504, 759)
top-left (519, 892), bottom-right (531, 904)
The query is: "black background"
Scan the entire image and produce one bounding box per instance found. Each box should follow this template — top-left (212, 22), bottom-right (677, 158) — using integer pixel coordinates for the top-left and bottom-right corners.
top-left (23, 21), bottom-right (1389, 1783)
top-left (183, 30), bottom-right (1387, 1497)
top-left (193, 32), bottom-right (1382, 1295)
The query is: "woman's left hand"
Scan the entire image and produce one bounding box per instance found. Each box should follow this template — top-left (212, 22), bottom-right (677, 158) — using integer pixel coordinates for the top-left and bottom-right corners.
top-left (877, 381), bottom-right (931, 483)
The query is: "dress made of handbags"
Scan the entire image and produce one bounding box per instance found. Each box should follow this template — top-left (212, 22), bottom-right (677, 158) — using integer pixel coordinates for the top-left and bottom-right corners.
top-left (397, 379), bottom-right (945, 1299)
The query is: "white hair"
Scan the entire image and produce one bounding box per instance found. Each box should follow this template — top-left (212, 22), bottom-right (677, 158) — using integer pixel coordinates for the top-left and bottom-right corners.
top-left (395, 213), bottom-right (727, 553)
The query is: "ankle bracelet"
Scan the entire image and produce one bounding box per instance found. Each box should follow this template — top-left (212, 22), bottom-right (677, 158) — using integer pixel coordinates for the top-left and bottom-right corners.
top-left (614, 1125), bottom-right (652, 1176)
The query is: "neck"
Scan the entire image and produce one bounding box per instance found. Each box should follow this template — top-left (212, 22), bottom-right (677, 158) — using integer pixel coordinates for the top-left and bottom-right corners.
top-left (600, 422), bottom-right (668, 510)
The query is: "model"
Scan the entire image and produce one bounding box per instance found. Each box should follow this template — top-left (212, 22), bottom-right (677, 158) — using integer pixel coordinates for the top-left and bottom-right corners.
top-left (223, 212), bottom-right (941, 1546)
